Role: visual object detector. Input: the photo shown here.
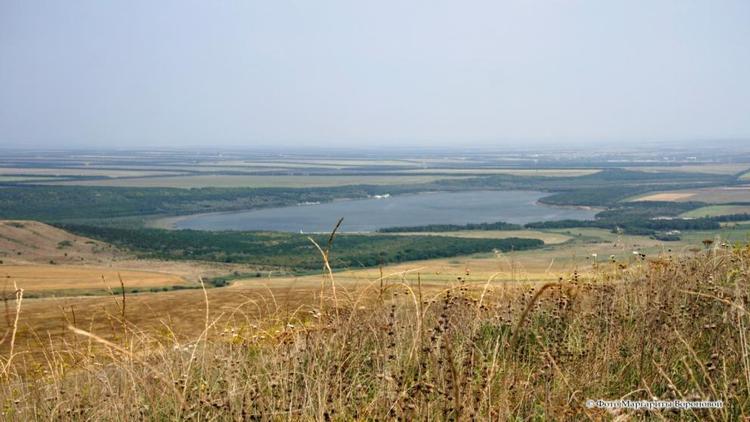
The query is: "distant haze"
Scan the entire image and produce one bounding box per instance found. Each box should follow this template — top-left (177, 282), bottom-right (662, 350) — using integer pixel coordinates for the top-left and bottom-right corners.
top-left (1, 1), bottom-right (749, 149)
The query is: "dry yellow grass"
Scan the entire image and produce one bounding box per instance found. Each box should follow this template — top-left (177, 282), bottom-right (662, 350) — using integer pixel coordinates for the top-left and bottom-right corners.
top-left (1, 244), bottom-right (747, 419)
top-left (1, 220), bottom-right (744, 419)
top-left (2, 246), bottom-right (563, 364)
top-left (0, 285), bottom-right (296, 358)
top-left (0, 273), bottom-right (393, 363)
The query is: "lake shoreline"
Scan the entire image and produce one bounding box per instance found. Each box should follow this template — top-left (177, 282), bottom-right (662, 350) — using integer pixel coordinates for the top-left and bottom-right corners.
top-left (150, 190), bottom-right (599, 233)
top-left (146, 194), bottom-right (398, 230)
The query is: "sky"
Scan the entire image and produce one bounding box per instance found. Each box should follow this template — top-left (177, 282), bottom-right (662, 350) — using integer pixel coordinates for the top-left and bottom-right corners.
top-left (1, 1), bottom-right (749, 149)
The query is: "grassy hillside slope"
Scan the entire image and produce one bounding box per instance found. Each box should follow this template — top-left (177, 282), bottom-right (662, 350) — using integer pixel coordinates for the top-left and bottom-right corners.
top-left (0, 220), bottom-right (124, 265)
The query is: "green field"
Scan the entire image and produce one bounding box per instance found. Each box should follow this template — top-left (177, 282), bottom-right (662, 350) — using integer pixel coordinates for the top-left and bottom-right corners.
top-left (42, 174), bottom-right (465, 188)
top-left (679, 224), bottom-right (750, 244)
top-left (681, 205), bottom-right (750, 218)
top-left (396, 168), bottom-right (601, 176)
top-left (628, 163), bottom-right (750, 175)
top-left (0, 167), bottom-right (184, 177)
top-left (0, 176), bottom-right (61, 182)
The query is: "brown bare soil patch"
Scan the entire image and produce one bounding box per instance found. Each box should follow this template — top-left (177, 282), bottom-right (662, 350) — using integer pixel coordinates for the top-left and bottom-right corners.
top-left (635, 192), bottom-right (696, 201)
top-left (634, 186), bottom-right (750, 203)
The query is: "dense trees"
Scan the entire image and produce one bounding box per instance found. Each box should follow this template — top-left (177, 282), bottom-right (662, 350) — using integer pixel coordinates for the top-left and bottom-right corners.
top-left (61, 225), bottom-right (543, 270)
top-left (525, 201), bottom-right (722, 238)
top-left (0, 185), bottom-right (400, 221)
top-left (378, 221), bottom-right (522, 233)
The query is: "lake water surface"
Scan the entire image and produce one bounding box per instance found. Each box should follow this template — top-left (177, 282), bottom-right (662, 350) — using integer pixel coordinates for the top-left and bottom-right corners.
top-left (174, 190), bottom-right (597, 232)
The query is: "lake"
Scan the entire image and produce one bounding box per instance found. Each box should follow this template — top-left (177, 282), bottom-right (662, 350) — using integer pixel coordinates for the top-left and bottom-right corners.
top-left (172, 190), bottom-right (596, 232)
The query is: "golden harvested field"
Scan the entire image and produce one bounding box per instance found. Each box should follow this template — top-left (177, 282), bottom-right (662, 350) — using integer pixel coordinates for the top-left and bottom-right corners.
top-left (106, 258), bottom-right (264, 284)
top-left (633, 186), bottom-right (750, 203)
top-left (634, 192), bottom-right (696, 201)
top-left (390, 229), bottom-right (572, 244)
top-left (43, 174), bottom-right (465, 188)
top-left (0, 269), bottom-right (454, 361)
top-left (1, 265), bottom-right (188, 294)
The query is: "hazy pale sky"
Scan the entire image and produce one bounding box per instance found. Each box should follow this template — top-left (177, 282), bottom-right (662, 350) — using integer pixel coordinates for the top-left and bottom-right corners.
top-left (1, 1), bottom-right (749, 149)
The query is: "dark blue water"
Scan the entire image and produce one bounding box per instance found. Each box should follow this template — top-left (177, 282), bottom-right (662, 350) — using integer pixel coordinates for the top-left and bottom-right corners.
top-left (174, 190), bottom-right (596, 232)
